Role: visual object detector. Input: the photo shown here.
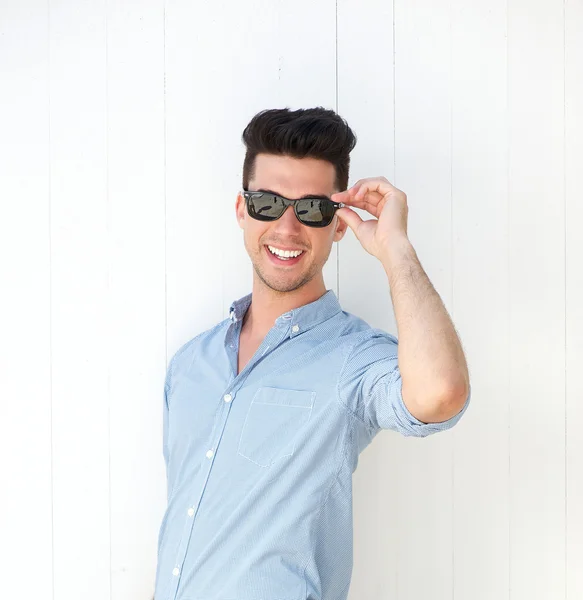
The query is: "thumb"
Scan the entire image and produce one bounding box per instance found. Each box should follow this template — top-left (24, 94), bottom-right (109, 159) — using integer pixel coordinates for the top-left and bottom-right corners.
top-left (335, 207), bottom-right (363, 233)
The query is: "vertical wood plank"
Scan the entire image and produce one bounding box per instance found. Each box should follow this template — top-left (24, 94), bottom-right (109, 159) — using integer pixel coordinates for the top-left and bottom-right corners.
top-left (451, 1), bottom-right (510, 598)
top-left (508, 0), bottom-right (566, 597)
top-left (164, 0), bottom-right (232, 350)
top-left (49, 1), bottom-right (110, 598)
top-left (106, 1), bottom-right (166, 598)
top-left (566, 0), bottom-right (583, 597)
top-left (0, 3), bottom-right (53, 598)
top-left (393, 0), bottom-right (456, 597)
top-left (335, 0), bottom-right (397, 597)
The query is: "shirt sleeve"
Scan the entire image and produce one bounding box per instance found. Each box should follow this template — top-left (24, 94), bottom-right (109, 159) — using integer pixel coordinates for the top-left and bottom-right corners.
top-left (337, 329), bottom-right (472, 440)
top-left (162, 339), bottom-right (194, 486)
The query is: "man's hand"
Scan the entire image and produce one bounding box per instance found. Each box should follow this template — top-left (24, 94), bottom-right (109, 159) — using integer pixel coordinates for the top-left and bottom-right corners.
top-left (332, 176), bottom-right (409, 258)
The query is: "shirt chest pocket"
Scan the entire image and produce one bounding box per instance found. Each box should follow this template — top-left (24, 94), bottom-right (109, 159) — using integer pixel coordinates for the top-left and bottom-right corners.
top-left (237, 386), bottom-right (316, 468)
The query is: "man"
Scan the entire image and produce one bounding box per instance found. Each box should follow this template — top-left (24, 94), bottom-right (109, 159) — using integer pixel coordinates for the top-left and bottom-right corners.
top-left (154, 107), bottom-right (471, 600)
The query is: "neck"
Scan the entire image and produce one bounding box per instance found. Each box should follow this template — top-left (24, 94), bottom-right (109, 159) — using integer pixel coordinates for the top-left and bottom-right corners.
top-left (242, 275), bottom-right (327, 338)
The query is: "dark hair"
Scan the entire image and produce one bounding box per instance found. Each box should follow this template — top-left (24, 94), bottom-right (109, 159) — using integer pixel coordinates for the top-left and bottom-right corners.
top-left (241, 107), bottom-right (357, 193)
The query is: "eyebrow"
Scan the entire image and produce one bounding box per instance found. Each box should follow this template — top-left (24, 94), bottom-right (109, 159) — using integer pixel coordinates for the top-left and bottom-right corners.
top-left (256, 188), bottom-right (331, 201)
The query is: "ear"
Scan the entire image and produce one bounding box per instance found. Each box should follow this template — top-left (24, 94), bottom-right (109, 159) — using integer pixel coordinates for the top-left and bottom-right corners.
top-left (332, 214), bottom-right (348, 242)
top-left (235, 191), bottom-right (246, 229)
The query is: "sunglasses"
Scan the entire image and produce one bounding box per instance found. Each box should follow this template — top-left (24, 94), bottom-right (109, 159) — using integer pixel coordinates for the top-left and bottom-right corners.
top-left (241, 188), bottom-right (345, 228)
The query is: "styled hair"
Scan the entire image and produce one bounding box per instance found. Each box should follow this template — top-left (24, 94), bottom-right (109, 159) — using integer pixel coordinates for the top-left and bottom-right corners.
top-left (241, 107), bottom-right (357, 193)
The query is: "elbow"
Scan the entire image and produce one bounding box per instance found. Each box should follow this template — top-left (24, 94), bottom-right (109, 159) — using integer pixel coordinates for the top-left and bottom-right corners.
top-left (437, 381), bottom-right (470, 421)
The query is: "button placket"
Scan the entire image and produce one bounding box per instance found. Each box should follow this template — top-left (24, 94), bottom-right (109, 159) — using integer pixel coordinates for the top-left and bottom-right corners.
top-left (165, 310), bottom-right (313, 598)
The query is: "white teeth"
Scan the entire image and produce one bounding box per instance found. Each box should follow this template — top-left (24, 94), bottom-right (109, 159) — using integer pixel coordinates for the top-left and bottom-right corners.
top-left (267, 245), bottom-right (304, 258)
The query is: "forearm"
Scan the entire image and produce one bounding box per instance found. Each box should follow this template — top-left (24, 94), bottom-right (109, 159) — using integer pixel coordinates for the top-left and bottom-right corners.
top-left (379, 236), bottom-right (470, 405)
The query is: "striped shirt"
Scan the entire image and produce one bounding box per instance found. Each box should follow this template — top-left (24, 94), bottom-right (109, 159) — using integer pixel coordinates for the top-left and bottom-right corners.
top-left (154, 288), bottom-right (471, 600)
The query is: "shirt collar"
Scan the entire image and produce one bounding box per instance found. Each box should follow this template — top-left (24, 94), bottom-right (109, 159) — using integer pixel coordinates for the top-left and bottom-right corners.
top-left (228, 289), bottom-right (342, 333)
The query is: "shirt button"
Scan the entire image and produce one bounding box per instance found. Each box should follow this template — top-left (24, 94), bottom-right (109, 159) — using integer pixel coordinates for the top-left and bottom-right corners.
top-left (224, 393), bottom-right (232, 402)
top-left (187, 507), bottom-right (194, 517)
top-left (206, 449), bottom-right (214, 458)
top-left (292, 324), bottom-right (299, 333)
top-left (172, 567), bottom-right (180, 576)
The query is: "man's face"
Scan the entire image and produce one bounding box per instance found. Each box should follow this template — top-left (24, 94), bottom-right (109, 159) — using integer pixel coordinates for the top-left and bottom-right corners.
top-left (235, 153), bottom-right (348, 294)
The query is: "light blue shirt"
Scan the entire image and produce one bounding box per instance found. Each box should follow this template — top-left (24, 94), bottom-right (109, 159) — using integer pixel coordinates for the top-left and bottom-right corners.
top-left (155, 289), bottom-right (471, 600)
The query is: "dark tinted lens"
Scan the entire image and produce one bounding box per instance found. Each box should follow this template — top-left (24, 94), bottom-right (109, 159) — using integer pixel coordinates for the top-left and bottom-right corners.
top-left (246, 193), bottom-right (284, 221)
top-left (246, 193), bottom-right (334, 227)
top-left (296, 199), bottom-right (334, 226)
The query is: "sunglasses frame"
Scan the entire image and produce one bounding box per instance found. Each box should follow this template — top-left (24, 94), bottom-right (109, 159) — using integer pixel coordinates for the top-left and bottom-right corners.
top-left (241, 188), bottom-right (345, 228)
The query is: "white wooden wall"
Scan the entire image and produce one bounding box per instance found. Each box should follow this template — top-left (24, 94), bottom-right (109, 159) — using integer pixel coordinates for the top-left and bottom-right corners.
top-left (0, 1), bottom-right (581, 599)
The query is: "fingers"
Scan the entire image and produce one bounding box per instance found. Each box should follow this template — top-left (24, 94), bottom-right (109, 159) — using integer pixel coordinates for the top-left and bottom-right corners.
top-left (332, 177), bottom-right (403, 220)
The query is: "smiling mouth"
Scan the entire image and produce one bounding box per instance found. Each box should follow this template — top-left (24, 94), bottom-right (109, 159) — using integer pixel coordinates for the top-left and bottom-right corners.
top-left (264, 244), bottom-right (306, 265)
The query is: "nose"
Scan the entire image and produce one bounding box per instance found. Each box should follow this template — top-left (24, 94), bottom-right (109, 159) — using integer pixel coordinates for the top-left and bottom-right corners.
top-left (273, 204), bottom-right (302, 233)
